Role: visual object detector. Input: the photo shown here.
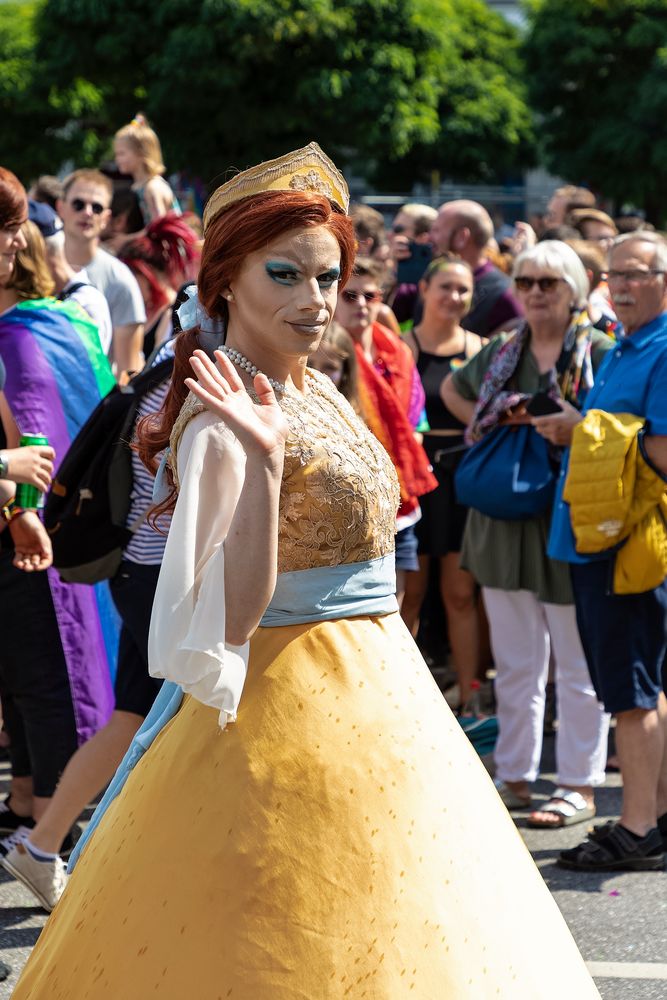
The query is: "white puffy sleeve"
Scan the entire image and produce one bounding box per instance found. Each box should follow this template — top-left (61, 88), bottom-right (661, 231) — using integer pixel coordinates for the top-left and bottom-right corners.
top-left (148, 410), bottom-right (249, 728)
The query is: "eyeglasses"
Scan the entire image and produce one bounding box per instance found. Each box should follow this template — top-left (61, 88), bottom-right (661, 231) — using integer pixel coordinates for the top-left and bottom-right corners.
top-left (341, 289), bottom-right (383, 305)
top-left (69, 198), bottom-right (106, 215)
top-left (514, 276), bottom-right (565, 293)
top-left (607, 269), bottom-right (665, 283)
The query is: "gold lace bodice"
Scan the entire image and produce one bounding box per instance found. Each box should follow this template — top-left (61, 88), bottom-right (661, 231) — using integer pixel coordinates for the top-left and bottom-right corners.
top-left (171, 367), bottom-right (399, 572)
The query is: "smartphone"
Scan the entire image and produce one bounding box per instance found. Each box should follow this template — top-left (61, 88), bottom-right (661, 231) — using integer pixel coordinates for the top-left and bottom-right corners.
top-left (396, 241), bottom-right (432, 285)
top-left (525, 392), bottom-right (563, 417)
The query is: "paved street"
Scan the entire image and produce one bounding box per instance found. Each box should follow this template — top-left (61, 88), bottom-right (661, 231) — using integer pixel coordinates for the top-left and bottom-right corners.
top-left (0, 745), bottom-right (664, 998)
top-left (523, 772), bottom-right (667, 1000)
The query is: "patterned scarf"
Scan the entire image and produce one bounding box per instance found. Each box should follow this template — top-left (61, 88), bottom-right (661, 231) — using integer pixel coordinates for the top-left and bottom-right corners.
top-left (467, 309), bottom-right (596, 443)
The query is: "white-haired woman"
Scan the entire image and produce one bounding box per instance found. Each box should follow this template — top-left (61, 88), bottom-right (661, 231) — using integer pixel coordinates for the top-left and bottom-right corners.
top-left (442, 241), bottom-right (613, 828)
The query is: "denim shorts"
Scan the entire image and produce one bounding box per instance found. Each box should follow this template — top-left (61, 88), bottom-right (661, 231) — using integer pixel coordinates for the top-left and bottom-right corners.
top-left (571, 559), bottom-right (667, 713)
top-left (394, 523), bottom-right (419, 572)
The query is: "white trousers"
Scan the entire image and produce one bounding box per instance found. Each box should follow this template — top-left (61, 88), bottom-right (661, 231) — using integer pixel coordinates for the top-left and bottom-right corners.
top-left (482, 588), bottom-right (610, 786)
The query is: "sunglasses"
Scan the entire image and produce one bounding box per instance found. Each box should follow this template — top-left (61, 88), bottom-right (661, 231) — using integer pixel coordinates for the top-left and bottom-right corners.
top-left (514, 276), bottom-right (564, 293)
top-left (69, 198), bottom-right (106, 215)
top-left (341, 289), bottom-right (383, 305)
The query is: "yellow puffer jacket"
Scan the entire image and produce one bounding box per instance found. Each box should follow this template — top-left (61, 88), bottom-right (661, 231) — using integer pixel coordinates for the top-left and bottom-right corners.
top-left (563, 410), bottom-right (667, 594)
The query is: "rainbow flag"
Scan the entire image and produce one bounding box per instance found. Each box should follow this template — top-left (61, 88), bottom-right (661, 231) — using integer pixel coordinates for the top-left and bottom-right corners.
top-left (0, 297), bottom-right (117, 743)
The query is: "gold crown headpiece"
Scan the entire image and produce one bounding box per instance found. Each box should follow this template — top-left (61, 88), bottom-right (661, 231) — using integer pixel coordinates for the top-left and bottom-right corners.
top-left (203, 142), bottom-right (349, 232)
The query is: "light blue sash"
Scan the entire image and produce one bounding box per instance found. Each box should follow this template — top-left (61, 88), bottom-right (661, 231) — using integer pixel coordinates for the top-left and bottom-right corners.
top-left (69, 554), bottom-right (397, 872)
top-left (260, 554), bottom-right (398, 626)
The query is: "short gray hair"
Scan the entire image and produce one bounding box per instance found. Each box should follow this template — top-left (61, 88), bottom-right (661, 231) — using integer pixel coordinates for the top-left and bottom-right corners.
top-left (610, 230), bottom-right (667, 272)
top-left (513, 240), bottom-right (590, 307)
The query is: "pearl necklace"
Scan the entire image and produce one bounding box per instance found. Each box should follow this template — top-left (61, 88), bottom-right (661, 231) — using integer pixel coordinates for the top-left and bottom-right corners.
top-left (219, 346), bottom-right (287, 393)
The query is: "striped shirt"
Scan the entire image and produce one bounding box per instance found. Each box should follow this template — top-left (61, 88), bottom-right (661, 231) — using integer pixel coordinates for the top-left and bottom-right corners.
top-left (123, 341), bottom-right (174, 565)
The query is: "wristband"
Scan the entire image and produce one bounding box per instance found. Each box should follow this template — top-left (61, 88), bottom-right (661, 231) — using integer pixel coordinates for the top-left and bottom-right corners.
top-left (1, 497), bottom-right (28, 524)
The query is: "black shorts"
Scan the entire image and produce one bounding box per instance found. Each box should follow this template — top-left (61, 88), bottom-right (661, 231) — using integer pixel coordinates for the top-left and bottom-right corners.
top-left (110, 561), bottom-right (163, 717)
top-left (415, 437), bottom-right (468, 557)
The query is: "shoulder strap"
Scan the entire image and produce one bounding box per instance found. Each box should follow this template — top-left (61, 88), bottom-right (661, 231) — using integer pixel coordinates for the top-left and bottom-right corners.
top-left (107, 355), bottom-right (175, 528)
top-left (57, 282), bottom-right (89, 301)
top-left (127, 356), bottom-right (174, 396)
top-left (114, 356), bottom-right (174, 455)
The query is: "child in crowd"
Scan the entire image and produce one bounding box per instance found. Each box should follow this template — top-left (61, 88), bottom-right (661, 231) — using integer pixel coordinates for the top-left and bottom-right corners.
top-left (113, 115), bottom-right (181, 225)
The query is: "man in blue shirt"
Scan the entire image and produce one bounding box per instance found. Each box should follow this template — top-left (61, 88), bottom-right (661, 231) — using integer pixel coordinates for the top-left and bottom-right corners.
top-left (535, 231), bottom-right (667, 872)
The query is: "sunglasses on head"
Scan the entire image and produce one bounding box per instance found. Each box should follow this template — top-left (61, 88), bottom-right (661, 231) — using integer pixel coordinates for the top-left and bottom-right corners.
top-left (514, 276), bottom-right (564, 293)
top-left (69, 198), bottom-right (106, 215)
top-left (341, 289), bottom-right (383, 305)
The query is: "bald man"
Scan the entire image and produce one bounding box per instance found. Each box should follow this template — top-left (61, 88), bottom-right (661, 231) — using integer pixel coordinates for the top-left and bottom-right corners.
top-left (430, 199), bottom-right (522, 337)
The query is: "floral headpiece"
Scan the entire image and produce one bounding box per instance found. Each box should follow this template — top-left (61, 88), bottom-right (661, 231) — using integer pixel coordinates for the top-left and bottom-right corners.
top-left (203, 142), bottom-right (349, 232)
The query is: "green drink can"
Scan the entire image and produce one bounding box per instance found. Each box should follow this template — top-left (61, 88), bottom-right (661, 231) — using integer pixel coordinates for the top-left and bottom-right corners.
top-left (15, 434), bottom-right (49, 509)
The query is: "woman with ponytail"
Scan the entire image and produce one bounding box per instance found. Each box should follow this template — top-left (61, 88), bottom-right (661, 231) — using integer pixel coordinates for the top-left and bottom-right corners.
top-left (16, 147), bottom-right (599, 1000)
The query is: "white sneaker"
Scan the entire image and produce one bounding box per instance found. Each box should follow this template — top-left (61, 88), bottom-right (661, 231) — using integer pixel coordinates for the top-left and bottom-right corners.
top-left (2, 842), bottom-right (67, 912)
top-left (0, 825), bottom-right (33, 857)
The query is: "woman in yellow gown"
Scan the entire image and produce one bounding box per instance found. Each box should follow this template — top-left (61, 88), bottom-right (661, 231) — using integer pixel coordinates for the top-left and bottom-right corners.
top-left (14, 145), bottom-right (600, 999)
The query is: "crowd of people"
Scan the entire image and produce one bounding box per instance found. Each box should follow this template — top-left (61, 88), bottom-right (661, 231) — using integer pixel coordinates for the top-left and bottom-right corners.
top-left (0, 124), bottom-right (665, 994)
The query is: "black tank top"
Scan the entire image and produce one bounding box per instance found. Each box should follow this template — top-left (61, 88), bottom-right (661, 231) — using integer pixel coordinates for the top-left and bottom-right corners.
top-left (412, 329), bottom-right (467, 433)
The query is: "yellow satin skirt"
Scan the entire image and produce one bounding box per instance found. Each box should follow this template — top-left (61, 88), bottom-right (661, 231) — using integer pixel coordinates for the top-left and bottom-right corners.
top-left (15, 613), bottom-right (599, 999)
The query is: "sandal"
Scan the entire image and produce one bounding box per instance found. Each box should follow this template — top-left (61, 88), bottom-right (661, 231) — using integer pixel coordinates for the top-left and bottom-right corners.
top-left (558, 821), bottom-right (665, 872)
top-left (493, 778), bottom-right (532, 810)
top-left (527, 787), bottom-right (595, 829)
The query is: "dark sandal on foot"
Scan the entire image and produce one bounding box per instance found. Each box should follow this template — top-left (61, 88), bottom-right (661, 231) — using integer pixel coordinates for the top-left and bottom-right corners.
top-left (558, 822), bottom-right (665, 872)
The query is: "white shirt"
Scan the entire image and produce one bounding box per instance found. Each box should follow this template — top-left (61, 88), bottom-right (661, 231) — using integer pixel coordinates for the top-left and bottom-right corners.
top-left (83, 249), bottom-right (146, 329)
top-left (62, 270), bottom-right (113, 354)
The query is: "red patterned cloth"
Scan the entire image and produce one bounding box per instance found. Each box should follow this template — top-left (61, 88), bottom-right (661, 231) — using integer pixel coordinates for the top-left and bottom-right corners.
top-left (355, 323), bottom-right (436, 516)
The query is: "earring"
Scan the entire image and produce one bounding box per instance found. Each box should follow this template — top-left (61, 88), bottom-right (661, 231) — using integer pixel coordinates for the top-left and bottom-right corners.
top-left (225, 293), bottom-right (234, 302)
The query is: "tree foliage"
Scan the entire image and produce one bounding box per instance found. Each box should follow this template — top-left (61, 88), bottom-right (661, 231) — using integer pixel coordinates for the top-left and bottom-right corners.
top-left (1, 0), bottom-right (533, 190)
top-left (0, 2), bottom-right (52, 176)
top-left (0, 1), bottom-right (108, 180)
top-left (373, 0), bottom-right (535, 187)
top-left (524, 0), bottom-right (667, 219)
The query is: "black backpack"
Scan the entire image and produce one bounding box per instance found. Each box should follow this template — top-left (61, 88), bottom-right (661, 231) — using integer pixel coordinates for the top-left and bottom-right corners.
top-left (44, 356), bottom-right (174, 584)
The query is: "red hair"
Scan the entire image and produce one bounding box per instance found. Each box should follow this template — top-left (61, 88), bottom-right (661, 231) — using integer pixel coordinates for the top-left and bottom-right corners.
top-left (119, 212), bottom-right (200, 315)
top-left (137, 190), bottom-right (355, 514)
top-left (0, 167), bottom-right (28, 229)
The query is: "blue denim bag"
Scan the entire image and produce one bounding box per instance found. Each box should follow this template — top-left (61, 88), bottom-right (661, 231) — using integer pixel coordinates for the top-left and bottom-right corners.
top-left (454, 424), bottom-right (556, 520)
